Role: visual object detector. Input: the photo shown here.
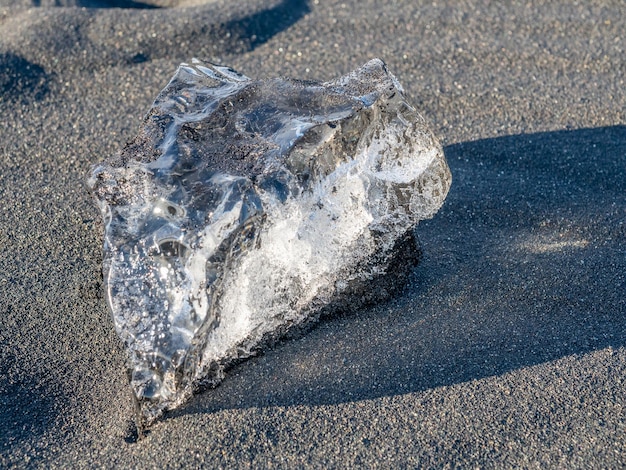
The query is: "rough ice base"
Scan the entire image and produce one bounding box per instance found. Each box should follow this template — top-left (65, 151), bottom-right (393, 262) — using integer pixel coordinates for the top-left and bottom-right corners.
top-left (88, 58), bottom-right (451, 427)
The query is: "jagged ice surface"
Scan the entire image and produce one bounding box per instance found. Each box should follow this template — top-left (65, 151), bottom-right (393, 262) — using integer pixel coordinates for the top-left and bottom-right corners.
top-left (88, 58), bottom-right (451, 427)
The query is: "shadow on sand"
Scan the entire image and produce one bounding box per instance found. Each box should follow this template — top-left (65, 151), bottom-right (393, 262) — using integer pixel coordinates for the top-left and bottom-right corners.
top-left (82, 0), bottom-right (311, 64)
top-left (0, 351), bottom-right (64, 451)
top-left (168, 125), bottom-right (626, 419)
top-left (0, 53), bottom-right (50, 102)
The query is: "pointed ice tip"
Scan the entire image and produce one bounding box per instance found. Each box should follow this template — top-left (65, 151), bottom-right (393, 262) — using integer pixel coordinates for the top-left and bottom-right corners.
top-left (92, 59), bottom-right (450, 427)
top-left (364, 57), bottom-right (387, 69)
top-left (362, 57), bottom-right (404, 94)
top-left (324, 58), bottom-right (405, 102)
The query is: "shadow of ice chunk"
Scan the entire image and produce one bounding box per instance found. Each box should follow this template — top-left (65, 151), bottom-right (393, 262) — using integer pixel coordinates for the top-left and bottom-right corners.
top-left (87, 58), bottom-right (451, 428)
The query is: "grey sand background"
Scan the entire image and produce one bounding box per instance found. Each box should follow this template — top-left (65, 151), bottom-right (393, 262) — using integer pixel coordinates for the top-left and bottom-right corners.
top-left (1, 0), bottom-right (625, 467)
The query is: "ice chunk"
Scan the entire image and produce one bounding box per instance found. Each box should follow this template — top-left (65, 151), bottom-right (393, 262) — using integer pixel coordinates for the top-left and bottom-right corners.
top-left (88, 58), bottom-right (451, 428)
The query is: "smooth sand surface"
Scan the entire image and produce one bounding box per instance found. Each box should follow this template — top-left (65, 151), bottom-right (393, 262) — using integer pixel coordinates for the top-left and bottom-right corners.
top-left (1, 0), bottom-right (625, 467)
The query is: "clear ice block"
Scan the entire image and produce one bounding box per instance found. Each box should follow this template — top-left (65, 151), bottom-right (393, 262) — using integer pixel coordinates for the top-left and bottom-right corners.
top-left (88, 58), bottom-right (451, 427)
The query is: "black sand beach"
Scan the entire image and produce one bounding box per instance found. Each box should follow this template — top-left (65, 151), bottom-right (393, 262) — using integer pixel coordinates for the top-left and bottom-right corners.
top-left (1, 0), bottom-right (625, 467)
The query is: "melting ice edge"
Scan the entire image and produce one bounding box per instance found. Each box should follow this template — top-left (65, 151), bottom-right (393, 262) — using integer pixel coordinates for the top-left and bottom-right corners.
top-left (88, 58), bottom-right (451, 426)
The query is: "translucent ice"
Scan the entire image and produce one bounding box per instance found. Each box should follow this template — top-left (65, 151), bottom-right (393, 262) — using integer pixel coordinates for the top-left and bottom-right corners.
top-left (88, 58), bottom-right (451, 427)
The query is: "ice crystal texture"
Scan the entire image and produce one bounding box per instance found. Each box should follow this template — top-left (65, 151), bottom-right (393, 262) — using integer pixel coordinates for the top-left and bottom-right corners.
top-left (88, 58), bottom-right (451, 426)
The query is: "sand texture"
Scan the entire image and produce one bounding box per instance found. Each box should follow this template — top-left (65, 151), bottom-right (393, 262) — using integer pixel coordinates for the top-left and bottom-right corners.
top-left (1, 0), bottom-right (625, 467)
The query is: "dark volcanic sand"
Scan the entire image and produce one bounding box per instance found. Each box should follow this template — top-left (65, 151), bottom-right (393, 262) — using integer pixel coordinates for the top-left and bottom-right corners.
top-left (1, 0), bottom-right (625, 467)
